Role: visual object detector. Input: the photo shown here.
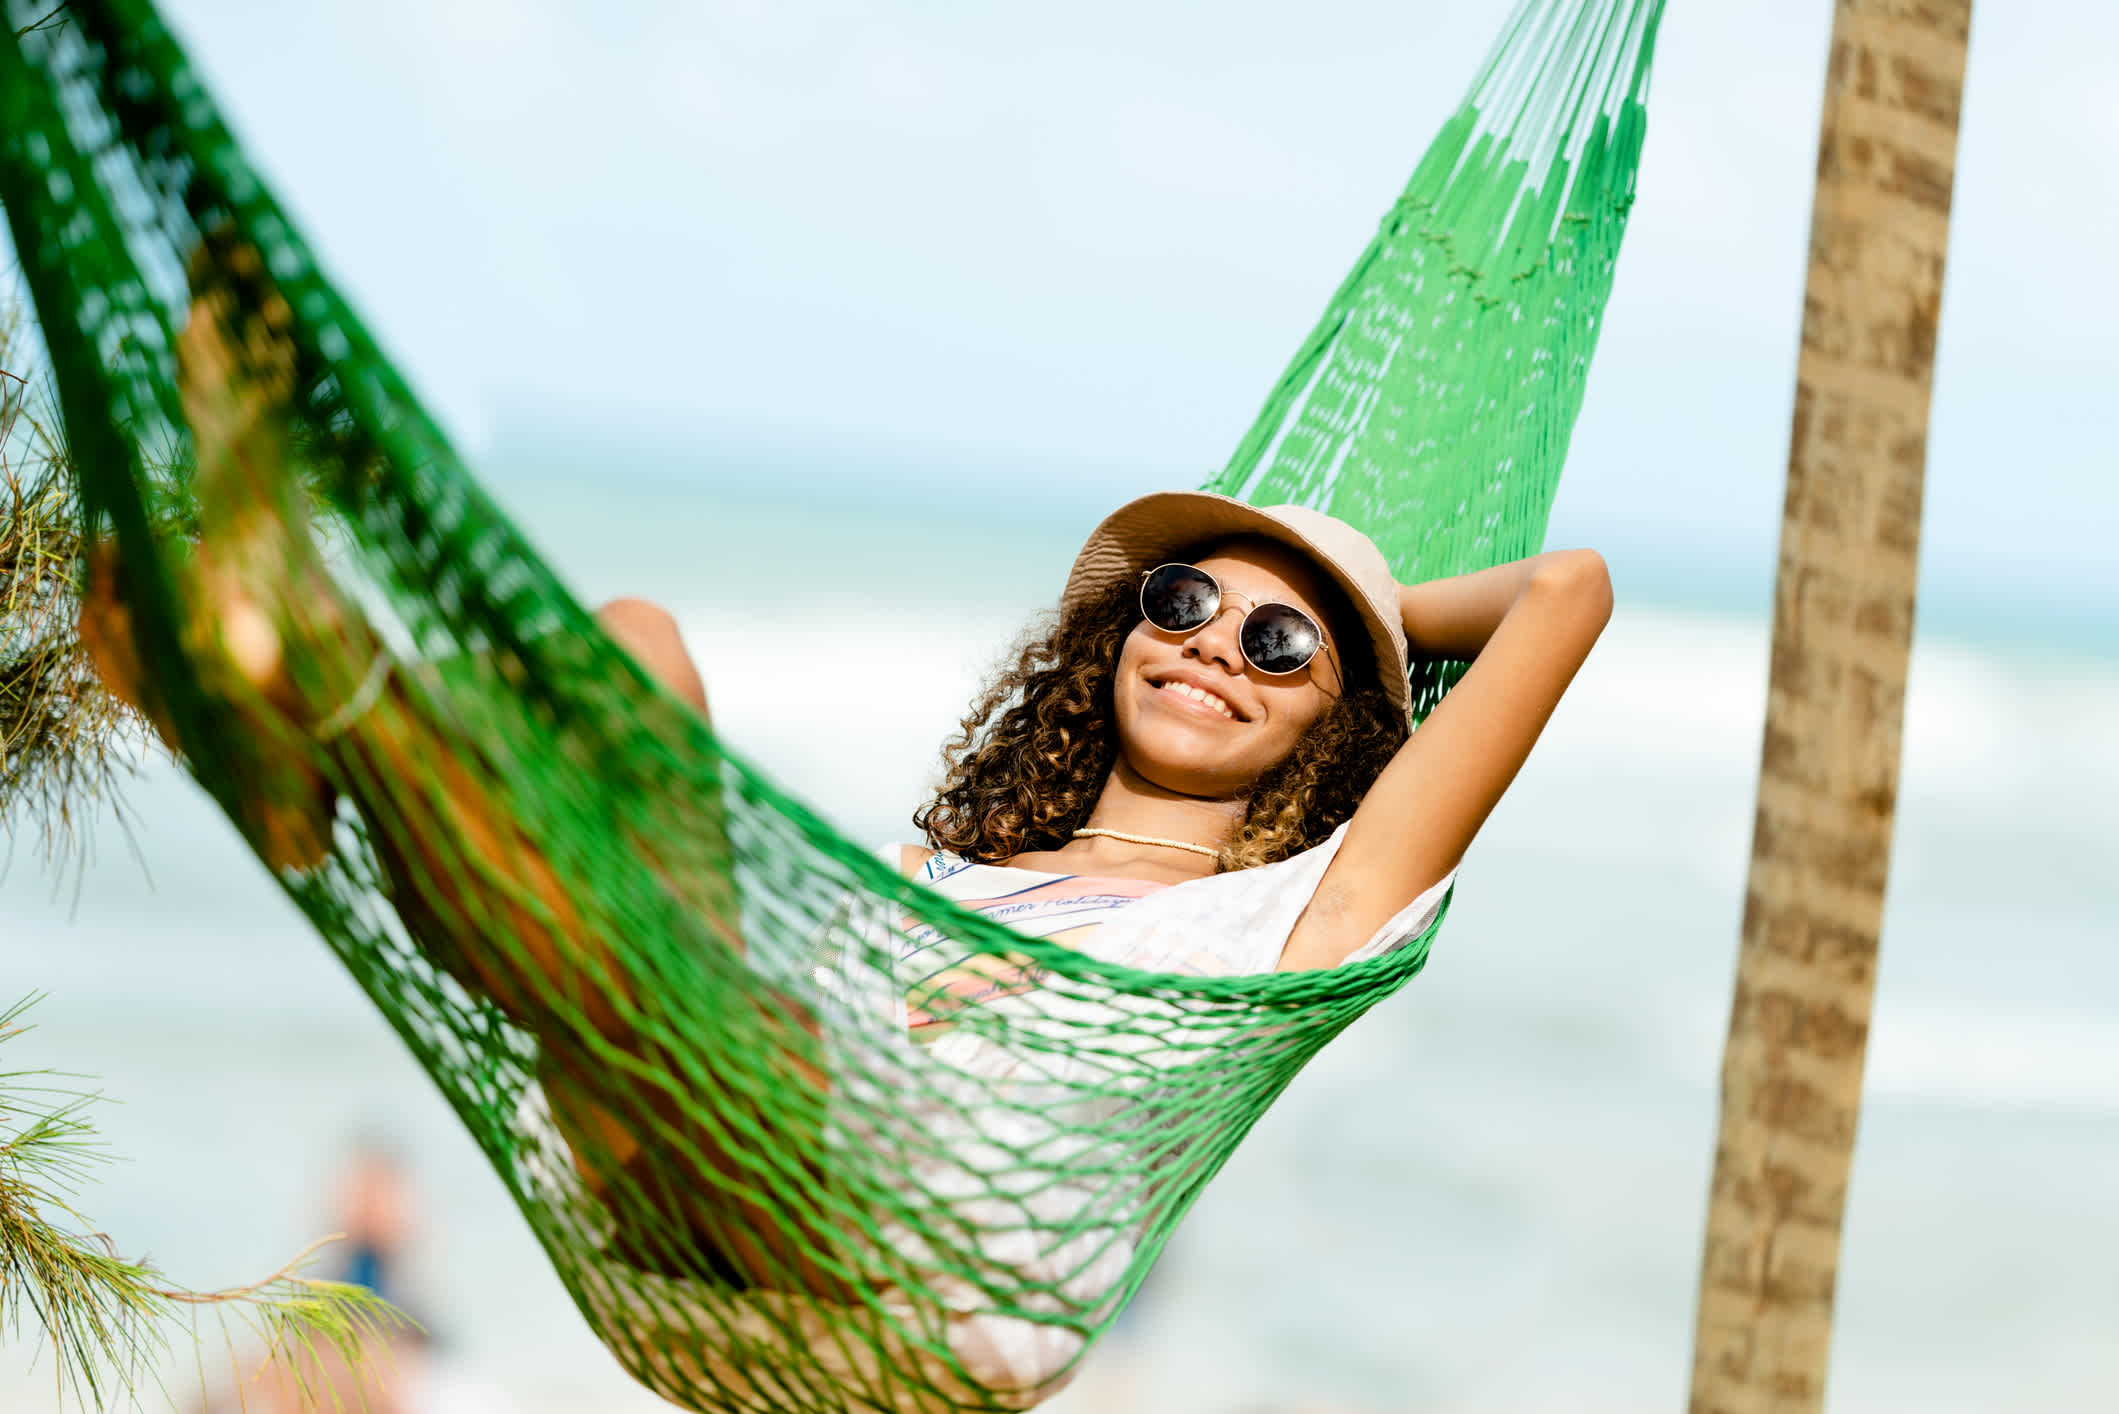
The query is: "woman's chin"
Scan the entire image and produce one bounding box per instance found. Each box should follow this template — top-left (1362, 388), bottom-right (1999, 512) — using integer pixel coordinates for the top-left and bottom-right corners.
top-left (1122, 740), bottom-right (1258, 801)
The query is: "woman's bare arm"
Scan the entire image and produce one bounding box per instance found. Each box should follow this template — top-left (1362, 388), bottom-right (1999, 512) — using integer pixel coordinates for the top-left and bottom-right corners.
top-left (1278, 549), bottom-right (1612, 970)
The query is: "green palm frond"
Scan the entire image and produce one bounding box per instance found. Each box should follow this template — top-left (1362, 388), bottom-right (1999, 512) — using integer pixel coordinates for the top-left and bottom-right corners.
top-left (0, 304), bottom-right (160, 875)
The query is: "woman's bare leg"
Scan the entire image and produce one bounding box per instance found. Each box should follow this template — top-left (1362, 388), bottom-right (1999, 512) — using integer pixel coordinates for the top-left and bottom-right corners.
top-left (305, 596), bottom-right (852, 1296)
top-left (83, 272), bottom-right (857, 1296)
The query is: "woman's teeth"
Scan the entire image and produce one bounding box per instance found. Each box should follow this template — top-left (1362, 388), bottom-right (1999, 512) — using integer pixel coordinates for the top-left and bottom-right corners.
top-left (1160, 681), bottom-right (1235, 719)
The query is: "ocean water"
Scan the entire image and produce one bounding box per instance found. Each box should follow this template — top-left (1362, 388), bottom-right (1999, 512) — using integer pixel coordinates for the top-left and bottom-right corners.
top-left (1, 479), bottom-right (2114, 1414)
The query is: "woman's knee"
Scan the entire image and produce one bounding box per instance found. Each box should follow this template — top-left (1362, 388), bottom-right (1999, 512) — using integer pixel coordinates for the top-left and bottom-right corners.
top-left (595, 597), bottom-right (707, 713)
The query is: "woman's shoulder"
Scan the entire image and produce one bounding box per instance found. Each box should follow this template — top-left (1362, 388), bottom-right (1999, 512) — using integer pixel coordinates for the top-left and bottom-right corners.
top-left (877, 842), bottom-right (939, 878)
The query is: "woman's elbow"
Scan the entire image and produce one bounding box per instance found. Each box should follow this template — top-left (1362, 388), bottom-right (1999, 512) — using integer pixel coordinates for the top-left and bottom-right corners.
top-left (1533, 549), bottom-right (1614, 627)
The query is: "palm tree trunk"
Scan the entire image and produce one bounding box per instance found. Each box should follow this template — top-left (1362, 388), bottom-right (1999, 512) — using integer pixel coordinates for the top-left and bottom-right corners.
top-left (1689, 4), bottom-right (1972, 1411)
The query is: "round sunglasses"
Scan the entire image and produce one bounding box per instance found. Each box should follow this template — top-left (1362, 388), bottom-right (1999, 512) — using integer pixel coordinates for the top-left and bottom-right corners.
top-left (1138, 562), bottom-right (1333, 677)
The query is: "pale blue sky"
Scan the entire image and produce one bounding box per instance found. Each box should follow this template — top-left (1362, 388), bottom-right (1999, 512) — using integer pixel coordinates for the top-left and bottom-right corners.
top-left (130, 0), bottom-right (2119, 640)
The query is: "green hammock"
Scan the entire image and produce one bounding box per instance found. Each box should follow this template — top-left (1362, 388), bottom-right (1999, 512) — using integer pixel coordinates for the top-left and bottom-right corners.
top-left (0, 0), bottom-right (1660, 1408)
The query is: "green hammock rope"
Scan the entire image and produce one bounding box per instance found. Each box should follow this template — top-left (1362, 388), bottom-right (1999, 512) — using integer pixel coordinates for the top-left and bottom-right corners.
top-left (0, 0), bottom-right (1660, 1408)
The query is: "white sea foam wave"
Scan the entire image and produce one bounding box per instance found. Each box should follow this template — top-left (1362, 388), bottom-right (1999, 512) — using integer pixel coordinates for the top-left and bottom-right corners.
top-left (1863, 1000), bottom-right (2119, 1113)
top-left (1667, 996), bottom-right (2119, 1115)
top-left (677, 604), bottom-right (1029, 842)
top-left (1527, 605), bottom-right (2119, 793)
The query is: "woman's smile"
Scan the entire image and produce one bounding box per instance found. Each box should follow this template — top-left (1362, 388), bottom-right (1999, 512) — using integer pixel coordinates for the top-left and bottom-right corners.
top-left (1148, 672), bottom-right (1244, 721)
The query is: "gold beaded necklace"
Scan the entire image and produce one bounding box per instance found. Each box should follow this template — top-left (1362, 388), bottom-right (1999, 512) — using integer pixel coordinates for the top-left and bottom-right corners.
top-left (1070, 827), bottom-right (1221, 862)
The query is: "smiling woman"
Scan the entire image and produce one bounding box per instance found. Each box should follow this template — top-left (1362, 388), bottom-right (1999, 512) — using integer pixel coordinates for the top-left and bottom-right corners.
top-left (922, 503), bottom-right (1403, 889)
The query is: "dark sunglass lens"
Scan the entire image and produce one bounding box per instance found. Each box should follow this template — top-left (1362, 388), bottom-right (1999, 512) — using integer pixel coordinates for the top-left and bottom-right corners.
top-left (1242, 604), bottom-right (1322, 675)
top-left (1141, 564), bottom-right (1219, 632)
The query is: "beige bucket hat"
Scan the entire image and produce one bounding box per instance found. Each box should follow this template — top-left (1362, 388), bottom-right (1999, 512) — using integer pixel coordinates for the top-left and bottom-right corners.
top-left (1060, 490), bottom-right (1411, 726)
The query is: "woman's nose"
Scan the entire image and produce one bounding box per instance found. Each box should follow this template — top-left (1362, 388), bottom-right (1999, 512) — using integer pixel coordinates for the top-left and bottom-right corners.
top-left (1183, 607), bottom-right (1246, 672)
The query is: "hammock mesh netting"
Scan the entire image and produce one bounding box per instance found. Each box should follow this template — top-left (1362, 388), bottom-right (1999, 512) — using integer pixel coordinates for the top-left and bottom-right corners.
top-left (0, 0), bottom-right (1659, 1408)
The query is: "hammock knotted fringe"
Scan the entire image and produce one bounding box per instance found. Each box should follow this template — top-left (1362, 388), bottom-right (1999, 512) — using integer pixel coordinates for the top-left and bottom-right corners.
top-left (0, 0), bottom-right (1661, 1408)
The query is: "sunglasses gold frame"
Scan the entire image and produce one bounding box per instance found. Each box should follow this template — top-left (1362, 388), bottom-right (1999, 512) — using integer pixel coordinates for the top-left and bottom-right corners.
top-left (1138, 563), bottom-right (1337, 679)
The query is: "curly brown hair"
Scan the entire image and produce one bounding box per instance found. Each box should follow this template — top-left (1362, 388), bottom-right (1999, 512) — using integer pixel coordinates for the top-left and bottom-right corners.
top-left (914, 557), bottom-right (1408, 872)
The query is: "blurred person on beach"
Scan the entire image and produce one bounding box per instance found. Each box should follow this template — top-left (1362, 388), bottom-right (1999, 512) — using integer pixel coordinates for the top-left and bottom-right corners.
top-left (187, 1139), bottom-right (517, 1414)
top-left (331, 1134), bottom-right (415, 1302)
